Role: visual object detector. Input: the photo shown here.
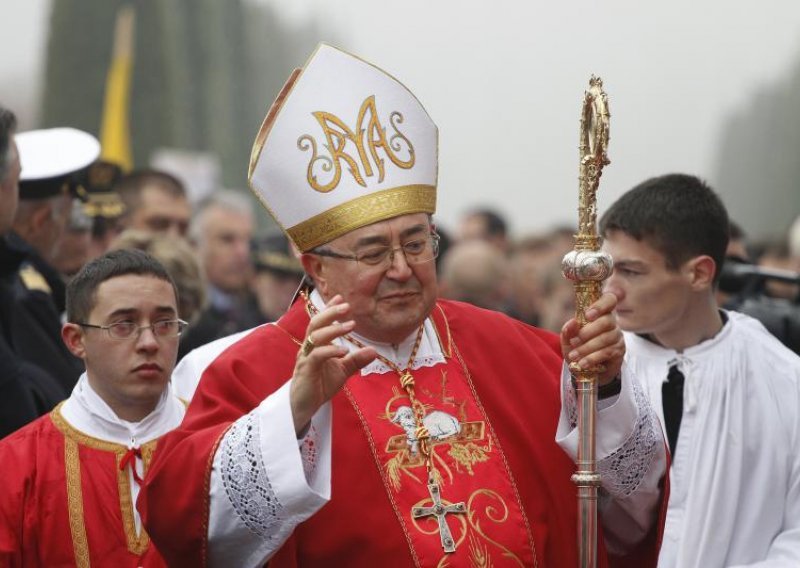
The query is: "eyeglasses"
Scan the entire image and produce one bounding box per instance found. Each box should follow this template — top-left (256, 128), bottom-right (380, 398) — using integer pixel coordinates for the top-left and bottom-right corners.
top-left (77, 319), bottom-right (189, 340)
top-left (312, 234), bottom-right (440, 270)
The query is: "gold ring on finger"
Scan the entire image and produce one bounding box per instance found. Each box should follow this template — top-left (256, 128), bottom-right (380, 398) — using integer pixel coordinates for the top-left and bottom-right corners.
top-left (301, 335), bottom-right (315, 356)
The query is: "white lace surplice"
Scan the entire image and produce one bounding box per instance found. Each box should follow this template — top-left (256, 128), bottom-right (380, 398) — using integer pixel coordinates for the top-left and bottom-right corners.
top-left (557, 362), bottom-right (665, 555)
top-left (625, 311), bottom-right (800, 568)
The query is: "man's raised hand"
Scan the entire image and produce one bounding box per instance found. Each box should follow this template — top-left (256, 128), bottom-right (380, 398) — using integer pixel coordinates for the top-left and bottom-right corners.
top-left (289, 295), bottom-right (377, 434)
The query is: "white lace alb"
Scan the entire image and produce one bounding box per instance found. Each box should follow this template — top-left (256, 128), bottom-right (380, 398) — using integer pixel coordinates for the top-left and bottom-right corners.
top-left (563, 374), bottom-right (659, 497)
top-left (596, 378), bottom-right (659, 497)
top-left (220, 413), bottom-right (284, 538)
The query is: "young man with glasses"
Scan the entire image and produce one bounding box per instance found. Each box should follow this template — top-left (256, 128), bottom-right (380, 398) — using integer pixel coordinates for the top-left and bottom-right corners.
top-left (144, 45), bottom-right (667, 567)
top-left (0, 248), bottom-right (186, 566)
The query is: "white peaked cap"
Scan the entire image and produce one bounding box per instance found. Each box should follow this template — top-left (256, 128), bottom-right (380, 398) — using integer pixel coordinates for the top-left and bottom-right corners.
top-left (17, 127), bottom-right (101, 182)
top-left (248, 44), bottom-right (438, 252)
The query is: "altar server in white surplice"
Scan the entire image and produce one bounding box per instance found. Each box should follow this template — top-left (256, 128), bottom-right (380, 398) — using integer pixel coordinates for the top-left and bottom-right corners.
top-left (601, 173), bottom-right (800, 568)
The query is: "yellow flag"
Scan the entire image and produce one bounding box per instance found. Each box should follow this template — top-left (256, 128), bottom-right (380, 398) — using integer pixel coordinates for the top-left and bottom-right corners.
top-left (99, 4), bottom-right (135, 172)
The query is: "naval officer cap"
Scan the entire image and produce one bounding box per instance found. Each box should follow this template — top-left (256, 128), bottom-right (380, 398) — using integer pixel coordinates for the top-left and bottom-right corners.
top-left (17, 127), bottom-right (101, 201)
top-left (74, 160), bottom-right (126, 218)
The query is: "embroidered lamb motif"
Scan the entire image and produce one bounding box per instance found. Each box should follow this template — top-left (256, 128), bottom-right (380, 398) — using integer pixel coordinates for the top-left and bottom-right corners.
top-left (391, 405), bottom-right (461, 454)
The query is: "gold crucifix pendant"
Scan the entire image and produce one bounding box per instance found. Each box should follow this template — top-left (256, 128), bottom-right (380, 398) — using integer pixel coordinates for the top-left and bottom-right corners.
top-left (411, 477), bottom-right (466, 553)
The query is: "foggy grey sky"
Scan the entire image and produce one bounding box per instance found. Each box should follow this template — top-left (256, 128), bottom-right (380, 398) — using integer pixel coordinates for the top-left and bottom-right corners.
top-left (4, 1), bottom-right (800, 237)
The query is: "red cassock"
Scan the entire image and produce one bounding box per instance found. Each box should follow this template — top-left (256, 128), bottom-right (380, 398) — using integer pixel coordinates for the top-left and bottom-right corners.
top-left (143, 299), bottom-right (664, 567)
top-left (0, 406), bottom-right (166, 567)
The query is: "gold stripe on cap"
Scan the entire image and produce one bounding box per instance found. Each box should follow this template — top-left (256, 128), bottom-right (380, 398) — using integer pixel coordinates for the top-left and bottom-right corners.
top-left (288, 184), bottom-right (436, 252)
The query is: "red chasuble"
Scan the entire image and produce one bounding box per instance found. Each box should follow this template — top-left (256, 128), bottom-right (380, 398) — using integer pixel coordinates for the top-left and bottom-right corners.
top-left (0, 405), bottom-right (166, 567)
top-left (143, 299), bottom-right (662, 567)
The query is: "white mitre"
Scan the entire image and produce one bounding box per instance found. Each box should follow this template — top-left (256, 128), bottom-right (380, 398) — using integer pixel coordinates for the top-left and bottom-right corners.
top-left (248, 43), bottom-right (438, 251)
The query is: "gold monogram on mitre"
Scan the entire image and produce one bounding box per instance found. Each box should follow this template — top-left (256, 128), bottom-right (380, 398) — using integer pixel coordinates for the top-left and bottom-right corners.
top-left (297, 95), bottom-right (415, 193)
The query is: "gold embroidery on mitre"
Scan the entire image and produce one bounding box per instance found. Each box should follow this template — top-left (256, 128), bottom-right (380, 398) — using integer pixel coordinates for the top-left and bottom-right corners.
top-left (287, 183), bottom-right (435, 252)
top-left (298, 95), bottom-right (415, 193)
top-left (249, 68), bottom-right (303, 182)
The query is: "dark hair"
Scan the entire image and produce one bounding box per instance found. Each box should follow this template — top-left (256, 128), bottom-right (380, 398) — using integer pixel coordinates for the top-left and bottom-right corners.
top-left (433, 223), bottom-right (452, 276)
top-left (466, 208), bottom-right (508, 238)
top-left (0, 105), bottom-right (18, 182)
top-left (729, 219), bottom-right (746, 241)
top-left (66, 249), bottom-right (178, 323)
top-left (600, 173), bottom-right (729, 283)
top-left (110, 230), bottom-right (205, 322)
top-left (114, 169), bottom-right (187, 214)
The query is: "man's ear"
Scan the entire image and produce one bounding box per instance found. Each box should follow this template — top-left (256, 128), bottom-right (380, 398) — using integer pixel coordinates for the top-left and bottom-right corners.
top-left (300, 253), bottom-right (328, 296)
top-left (30, 202), bottom-right (53, 233)
top-left (686, 255), bottom-right (717, 290)
top-left (62, 323), bottom-right (87, 359)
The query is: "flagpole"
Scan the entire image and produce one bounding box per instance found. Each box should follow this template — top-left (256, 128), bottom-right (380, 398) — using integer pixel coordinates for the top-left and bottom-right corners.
top-left (100, 3), bottom-right (136, 171)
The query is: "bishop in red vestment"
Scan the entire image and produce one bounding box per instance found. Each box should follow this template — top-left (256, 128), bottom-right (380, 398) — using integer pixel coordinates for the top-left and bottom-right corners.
top-left (142, 44), bottom-right (667, 567)
top-left (145, 293), bottom-right (666, 567)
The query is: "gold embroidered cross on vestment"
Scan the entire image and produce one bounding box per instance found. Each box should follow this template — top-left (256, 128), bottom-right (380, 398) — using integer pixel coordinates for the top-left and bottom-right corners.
top-left (303, 292), bottom-right (466, 553)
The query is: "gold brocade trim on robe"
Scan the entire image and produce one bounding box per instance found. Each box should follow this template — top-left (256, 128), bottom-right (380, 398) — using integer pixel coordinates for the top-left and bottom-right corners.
top-left (432, 304), bottom-right (453, 359)
top-left (380, 376), bottom-right (527, 566)
top-left (116, 446), bottom-right (156, 555)
top-left (410, 488), bottom-right (526, 568)
top-left (287, 184), bottom-right (436, 252)
top-left (450, 341), bottom-right (539, 568)
top-left (343, 387), bottom-right (423, 567)
top-left (64, 436), bottom-right (91, 568)
top-left (51, 403), bottom-right (159, 557)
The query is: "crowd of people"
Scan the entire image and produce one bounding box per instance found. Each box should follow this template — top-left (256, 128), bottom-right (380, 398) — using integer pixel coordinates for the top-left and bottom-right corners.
top-left (0, 128), bottom-right (310, 439)
top-left (441, 207), bottom-right (800, 341)
top-left (1, 43), bottom-right (799, 567)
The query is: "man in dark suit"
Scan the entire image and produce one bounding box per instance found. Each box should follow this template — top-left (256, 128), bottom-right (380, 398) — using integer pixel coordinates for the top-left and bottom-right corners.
top-left (0, 108), bottom-right (70, 437)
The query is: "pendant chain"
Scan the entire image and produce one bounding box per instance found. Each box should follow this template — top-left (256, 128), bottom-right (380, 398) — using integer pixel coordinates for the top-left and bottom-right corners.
top-left (302, 291), bottom-right (465, 553)
top-left (302, 292), bottom-right (433, 467)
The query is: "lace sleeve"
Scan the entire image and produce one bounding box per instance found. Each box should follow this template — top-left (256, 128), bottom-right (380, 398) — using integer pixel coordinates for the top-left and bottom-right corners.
top-left (220, 413), bottom-right (284, 537)
top-left (300, 423), bottom-right (320, 479)
top-left (207, 380), bottom-right (332, 567)
top-left (557, 363), bottom-right (666, 553)
top-left (597, 376), bottom-right (659, 498)
top-left (563, 373), bottom-right (578, 428)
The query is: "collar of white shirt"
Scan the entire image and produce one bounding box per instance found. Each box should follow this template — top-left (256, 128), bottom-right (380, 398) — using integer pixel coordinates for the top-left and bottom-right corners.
top-left (308, 289), bottom-right (445, 376)
top-left (60, 372), bottom-right (185, 448)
